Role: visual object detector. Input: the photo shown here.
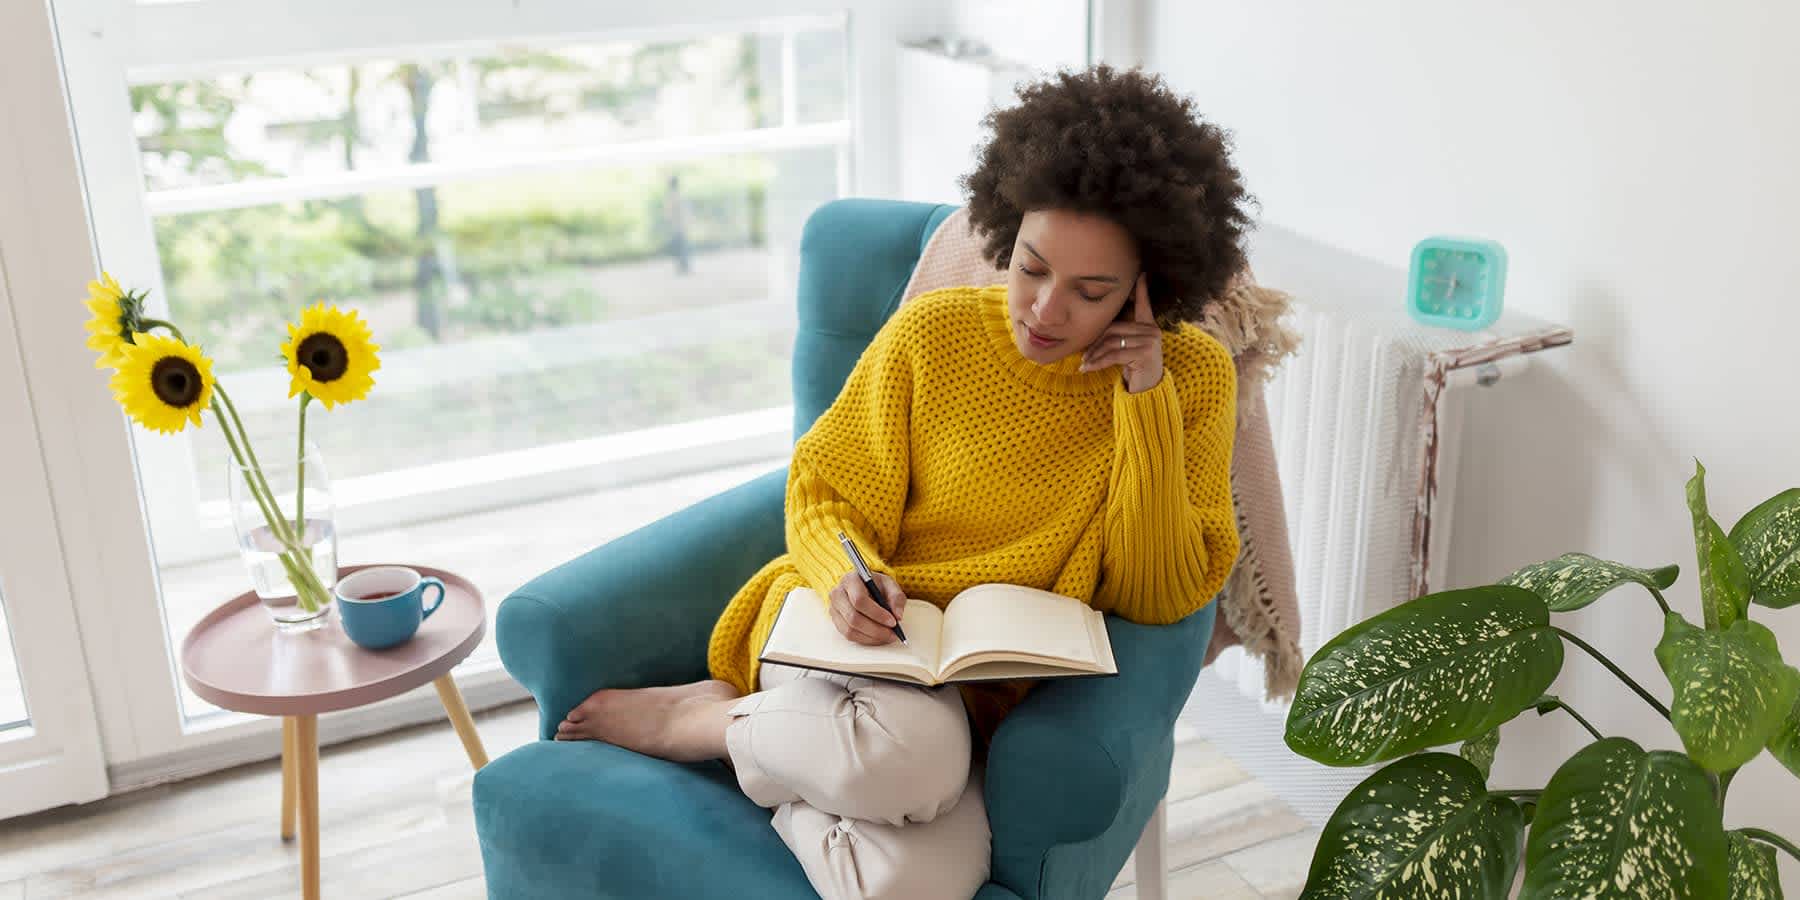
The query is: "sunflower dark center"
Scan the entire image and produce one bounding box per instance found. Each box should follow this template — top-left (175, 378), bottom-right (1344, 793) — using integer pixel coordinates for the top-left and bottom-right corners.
top-left (150, 357), bottom-right (203, 409)
top-left (297, 333), bottom-right (348, 383)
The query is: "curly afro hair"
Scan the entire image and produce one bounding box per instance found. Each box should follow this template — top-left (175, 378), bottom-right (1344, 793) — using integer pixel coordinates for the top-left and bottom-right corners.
top-left (959, 64), bottom-right (1254, 329)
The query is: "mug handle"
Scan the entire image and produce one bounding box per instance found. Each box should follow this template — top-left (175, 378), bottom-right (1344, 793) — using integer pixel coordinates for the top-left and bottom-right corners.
top-left (418, 577), bottom-right (446, 620)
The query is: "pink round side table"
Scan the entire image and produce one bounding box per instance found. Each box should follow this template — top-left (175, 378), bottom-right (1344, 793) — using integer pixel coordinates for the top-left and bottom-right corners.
top-left (179, 563), bottom-right (489, 900)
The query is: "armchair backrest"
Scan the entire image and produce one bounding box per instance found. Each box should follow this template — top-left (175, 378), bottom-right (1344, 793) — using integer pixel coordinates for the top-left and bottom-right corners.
top-left (789, 198), bottom-right (955, 442)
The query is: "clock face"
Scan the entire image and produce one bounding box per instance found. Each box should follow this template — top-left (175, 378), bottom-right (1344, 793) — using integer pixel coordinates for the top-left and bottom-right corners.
top-left (1417, 248), bottom-right (1491, 320)
top-left (1408, 237), bottom-right (1507, 330)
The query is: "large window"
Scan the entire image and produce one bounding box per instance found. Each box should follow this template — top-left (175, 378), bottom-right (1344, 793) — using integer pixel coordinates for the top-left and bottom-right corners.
top-left (61, 8), bottom-right (859, 723)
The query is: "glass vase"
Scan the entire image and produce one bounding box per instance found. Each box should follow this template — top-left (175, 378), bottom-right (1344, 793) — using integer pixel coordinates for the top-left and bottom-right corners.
top-left (227, 438), bottom-right (339, 632)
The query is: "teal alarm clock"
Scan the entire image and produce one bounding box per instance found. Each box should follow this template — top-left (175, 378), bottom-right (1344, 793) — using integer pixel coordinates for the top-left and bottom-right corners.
top-left (1406, 236), bottom-right (1507, 330)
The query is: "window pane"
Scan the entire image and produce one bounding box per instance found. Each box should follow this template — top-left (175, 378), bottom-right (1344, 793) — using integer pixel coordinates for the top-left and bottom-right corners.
top-left (132, 27), bottom-right (846, 190)
top-left (0, 578), bottom-right (27, 733)
top-left (131, 22), bottom-right (848, 722)
top-left (162, 154), bottom-right (815, 499)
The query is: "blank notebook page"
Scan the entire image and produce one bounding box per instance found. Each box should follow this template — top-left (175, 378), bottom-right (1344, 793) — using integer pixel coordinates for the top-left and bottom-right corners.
top-left (939, 584), bottom-right (1097, 667)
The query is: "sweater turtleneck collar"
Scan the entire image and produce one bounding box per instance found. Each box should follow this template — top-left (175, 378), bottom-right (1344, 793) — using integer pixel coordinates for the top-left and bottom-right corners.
top-left (975, 285), bottom-right (1117, 397)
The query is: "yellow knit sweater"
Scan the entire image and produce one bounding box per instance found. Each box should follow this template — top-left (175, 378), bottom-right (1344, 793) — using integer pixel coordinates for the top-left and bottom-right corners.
top-left (706, 284), bottom-right (1239, 741)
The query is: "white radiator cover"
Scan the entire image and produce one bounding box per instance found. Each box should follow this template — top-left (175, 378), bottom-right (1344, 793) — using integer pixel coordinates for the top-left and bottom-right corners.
top-left (1182, 226), bottom-right (1571, 825)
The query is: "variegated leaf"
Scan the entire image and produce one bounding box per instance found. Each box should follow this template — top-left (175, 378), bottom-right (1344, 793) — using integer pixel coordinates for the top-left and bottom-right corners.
top-left (1731, 488), bottom-right (1800, 609)
top-left (1728, 831), bottom-right (1784, 900)
top-left (1301, 753), bottom-right (1521, 900)
top-left (1689, 460), bottom-right (1752, 629)
top-left (1767, 695), bottom-right (1800, 780)
top-left (1523, 737), bottom-right (1727, 899)
top-left (1501, 553), bottom-right (1678, 612)
top-left (1655, 612), bottom-right (1800, 772)
top-left (1285, 586), bottom-right (1562, 767)
top-left (1461, 727), bottom-right (1499, 780)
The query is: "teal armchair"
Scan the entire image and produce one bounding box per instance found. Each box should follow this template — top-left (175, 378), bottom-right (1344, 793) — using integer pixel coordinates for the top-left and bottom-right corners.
top-left (472, 198), bottom-right (1220, 899)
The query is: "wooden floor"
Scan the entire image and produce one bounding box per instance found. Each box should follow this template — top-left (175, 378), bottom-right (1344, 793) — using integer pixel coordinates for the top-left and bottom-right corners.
top-left (0, 700), bottom-right (1314, 899)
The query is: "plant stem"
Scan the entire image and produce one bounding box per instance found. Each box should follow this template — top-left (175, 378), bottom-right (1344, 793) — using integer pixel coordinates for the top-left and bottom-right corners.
top-left (212, 397), bottom-right (288, 546)
top-left (295, 393), bottom-right (312, 568)
top-left (215, 385), bottom-right (299, 549)
top-left (1541, 699), bottom-right (1606, 742)
top-left (142, 318), bottom-right (185, 342)
top-left (1741, 828), bottom-right (1800, 864)
top-left (1646, 586), bottom-right (1672, 616)
top-left (210, 397), bottom-right (323, 612)
top-left (1551, 626), bottom-right (1672, 721)
top-left (1719, 768), bottom-right (1737, 811)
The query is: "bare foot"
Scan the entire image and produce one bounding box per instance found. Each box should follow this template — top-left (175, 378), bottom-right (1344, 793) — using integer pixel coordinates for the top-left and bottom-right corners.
top-left (554, 680), bottom-right (742, 762)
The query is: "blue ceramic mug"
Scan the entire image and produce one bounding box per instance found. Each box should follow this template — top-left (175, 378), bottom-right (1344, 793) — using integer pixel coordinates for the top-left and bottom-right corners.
top-left (335, 565), bottom-right (445, 650)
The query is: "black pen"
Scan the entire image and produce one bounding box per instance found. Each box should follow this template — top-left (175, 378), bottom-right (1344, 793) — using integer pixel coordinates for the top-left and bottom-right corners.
top-left (837, 530), bottom-right (908, 645)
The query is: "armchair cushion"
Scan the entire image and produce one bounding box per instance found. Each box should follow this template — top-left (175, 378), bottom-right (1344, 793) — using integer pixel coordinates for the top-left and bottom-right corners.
top-left (986, 601), bottom-right (1216, 898)
top-left (473, 740), bottom-right (815, 899)
top-left (496, 467), bottom-right (787, 740)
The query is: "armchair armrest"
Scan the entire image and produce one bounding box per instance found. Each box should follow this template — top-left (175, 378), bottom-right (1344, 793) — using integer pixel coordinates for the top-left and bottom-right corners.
top-left (495, 467), bottom-right (788, 740)
top-left (983, 600), bottom-right (1217, 899)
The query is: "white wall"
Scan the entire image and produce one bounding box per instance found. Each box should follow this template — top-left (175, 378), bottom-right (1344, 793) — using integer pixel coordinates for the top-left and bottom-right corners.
top-left (945, 0), bottom-right (1088, 72)
top-left (1147, 0), bottom-right (1800, 883)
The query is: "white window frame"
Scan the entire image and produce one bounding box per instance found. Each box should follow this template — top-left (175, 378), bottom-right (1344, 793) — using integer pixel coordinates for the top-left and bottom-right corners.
top-left (37, 0), bottom-right (937, 772)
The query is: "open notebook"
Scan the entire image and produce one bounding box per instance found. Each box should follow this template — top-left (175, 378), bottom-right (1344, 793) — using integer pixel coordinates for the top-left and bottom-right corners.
top-left (758, 583), bottom-right (1118, 687)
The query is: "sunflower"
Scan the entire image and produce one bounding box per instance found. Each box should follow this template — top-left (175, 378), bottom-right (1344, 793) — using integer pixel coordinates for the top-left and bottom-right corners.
top-left (108, 331), bottom-right (216, 435)
top-left (280, 302), bottom-right (381, 409)
top-left (83, 272), bottom-right (149, 370)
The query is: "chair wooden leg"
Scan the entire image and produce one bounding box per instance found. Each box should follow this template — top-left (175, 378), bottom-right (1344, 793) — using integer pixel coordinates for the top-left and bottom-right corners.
top-left (1134, 797), bottom-right (1169, 900)
top-left (295, 713), bottom-right (320, 900)
top-left (280, 716), bottom-right (298, 841)
top-left (433, 674), bottom-right (489, 769)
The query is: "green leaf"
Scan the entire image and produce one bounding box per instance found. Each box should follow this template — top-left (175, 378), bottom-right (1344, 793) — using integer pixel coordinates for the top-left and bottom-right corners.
top-left (1285, 586), bottom-right (1563, 767)
top-left (1502, 553), bottom-right (1678, 612)
top-left (1764, 694), bottom-right (1800, 780)
top-left (1301, 753), bottom-right (1522, 900)
top-left (1522, 737), bottom-right (1727, 899)
top-left (1461, 727), bottom-right (1499, 780)
top-left (1689, 460), bottom-right (1752, 629)
top-left (1728, 831), bottom-right (1784, 900)
top-left (1731, 488), bottom-right (1800, 609)
top-left (1655, 612), bottom-right (1800, 772)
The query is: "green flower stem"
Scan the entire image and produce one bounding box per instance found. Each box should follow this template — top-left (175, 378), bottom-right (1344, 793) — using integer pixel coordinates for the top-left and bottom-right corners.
top-left (213, 387), bottom-right (288, 540)
top-left (212, 393), bottom-right (331, 613)
top-left (1741, 828), bottom-right (1800, 865)
top-left (211, 397), bottom-right (288, 546)
top-left (209, 397), bottom-right (325, 612)
top-left (1539, 698), bottom-right (1606, 742)
top-left (273, 551), bottom-right (323, 613)
top-left (295, 393), bottom-right (312, 569)
top-left (1646, 586), bottom-right (1672, 616)
top-left (1551, 626), bottom-right (1673, 721)
top-left (142, 318), bottom-right (184, 341)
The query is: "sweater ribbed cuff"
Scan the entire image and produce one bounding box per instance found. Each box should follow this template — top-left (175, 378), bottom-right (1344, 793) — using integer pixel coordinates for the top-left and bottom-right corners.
top-left (786, 475), bottom-right (895, 600)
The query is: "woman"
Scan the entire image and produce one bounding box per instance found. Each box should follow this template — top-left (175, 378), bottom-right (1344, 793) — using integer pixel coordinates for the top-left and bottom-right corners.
top-left (553, 63), bottom-right (1250, 900)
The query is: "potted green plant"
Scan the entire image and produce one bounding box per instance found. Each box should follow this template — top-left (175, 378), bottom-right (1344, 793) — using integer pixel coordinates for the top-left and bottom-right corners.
top-left (1284, 461), bottom-right (1799, 898)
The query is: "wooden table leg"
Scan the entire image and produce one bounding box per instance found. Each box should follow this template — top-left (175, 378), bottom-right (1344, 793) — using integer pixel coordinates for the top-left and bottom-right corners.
top-left (295, 713), bottom-right (320, 900)
top-left (280, 717), bottom-right (297, 841)
top-left (433, 674), bottom-right (489, 769)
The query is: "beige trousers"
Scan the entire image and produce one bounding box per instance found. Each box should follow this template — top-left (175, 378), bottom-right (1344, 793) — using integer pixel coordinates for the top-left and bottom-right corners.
top-left (725, 660), bottom-right (992, 900)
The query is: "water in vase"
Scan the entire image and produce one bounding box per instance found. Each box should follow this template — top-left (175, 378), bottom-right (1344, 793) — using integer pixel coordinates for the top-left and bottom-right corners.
top-left (239, 518), bottom-right (338, 626)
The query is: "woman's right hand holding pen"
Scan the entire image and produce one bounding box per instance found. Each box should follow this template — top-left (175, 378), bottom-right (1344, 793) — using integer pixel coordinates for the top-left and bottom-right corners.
top-left (829, 571), bottom-right (908, 646)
